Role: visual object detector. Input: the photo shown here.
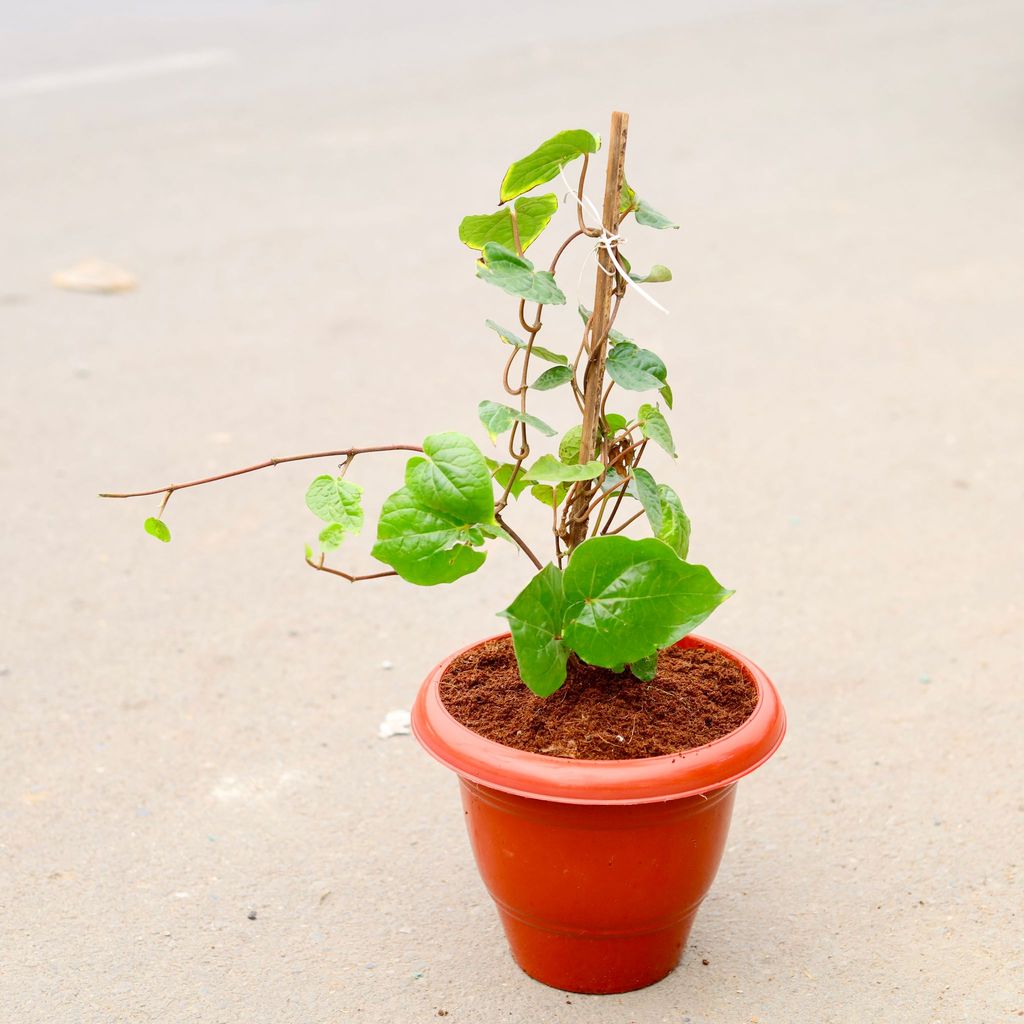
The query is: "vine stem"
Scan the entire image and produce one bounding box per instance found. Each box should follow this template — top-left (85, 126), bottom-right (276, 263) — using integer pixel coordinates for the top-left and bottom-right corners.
top-left (495, 512), bottom-right (543, 570)
top-left (99, 445), bottom-right (424, 500)
top-left (305, 551), bottom-right (397, 583)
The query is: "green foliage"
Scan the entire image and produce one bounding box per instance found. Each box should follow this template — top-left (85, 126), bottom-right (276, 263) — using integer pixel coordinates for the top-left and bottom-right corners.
top-left (578, 304), bottom-right (631, 344)
top-left (656, 484), bottom-right (691, 558)
top-left (524, 455), bottom-right (603, 483)
top-left (485, 321), bottom-right (568, 365)
top-left (478, 400), bottom-right (557, 441)
top-left (144, 517), bottom-right (171, 543)
top-left (405, 433), bottom-right (495, 525)
top-left (499, 537), bottom-right (732, 693)
top-left (500, 129), bottom-right (600, 203)
top-left (460, 194), bottom-right (559, 253)
top-left (530, 483), bottom-right (569, 508)
top-left (634, 198), bottom-right (679, 230)
top-left (638, 403), bottom-right (676, 456)
top-left (530, 365), bottom-right (573, 391)
top-left (487, 459), bottom-right (531, 499)
top-left (306, 477), bottom-right (364, 544)
top-left (476, 243), bottom-right (566, 305)
top-left (558, 425), bottom-right (583, 464)
top-left (605, 343), bottom-right (670, 405)
top-left (628, 264), bottom-right (672, 283)
top-left (630, 467), bottom-right (662, 533)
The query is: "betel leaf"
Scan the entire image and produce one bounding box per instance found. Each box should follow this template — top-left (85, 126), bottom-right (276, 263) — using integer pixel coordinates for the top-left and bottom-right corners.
top-left (657, 484), bottom-right (691, 558)
top-left (634, 198), bottom-right (679, 230)
top-left (629, 264), bottom-right (672, 284)
top-left (144, 517), bottom-right (171, 543)
top-left (630, 467), bottom-right (662, 535)
top-left (478, 400), bottom-right (557, 442)
top-left (405, 432), bottom-right (495, 526)
top-left (371, 486), bottom-right (486, 586)
top-left (318, 522), bottom-right (346, 551)
top-left (630, 652), bottom-right (659, 681)
top-left (530, 483), bottom-right (569, 508)
top-left (603, 413), bottom-right (629, 435)
top-left (578, 304), bottom-right (631, 344)
top-left (524, 455), bottom-right (604, 483)
top-left (558, 425), bottom-right (583, 464)
top-left (485, 320), bottom-right (568, 366)
top-left (476, 243), bottom-right (566, 305)
top-left (562, 536), bottom-right (732, 667)
top-left (498, 563), bottom-right (569, 696)
top-left (660, 383), bottom-right (674, 408)
top-left (606, 343), bottom-right (668, 395)
top-left (638, 403), bottom-right (676, 457)
top-left (530, 365), bottom-right (573, 391)
top-left (459, 194), bottom-right (559, 253)
top-left (500, 129), bottom-right (600, 203)
top-left (305, 476), bottom-right (364, 534)
top-left (486, 459), bottom-right (530, 500)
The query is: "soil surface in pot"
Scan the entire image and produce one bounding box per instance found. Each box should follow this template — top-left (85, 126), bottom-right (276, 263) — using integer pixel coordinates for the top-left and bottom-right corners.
top-left (439, 637), bottom-right (757, 760)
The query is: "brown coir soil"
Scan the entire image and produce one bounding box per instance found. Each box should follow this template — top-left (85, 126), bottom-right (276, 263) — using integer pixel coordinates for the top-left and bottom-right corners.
top-left (439, 636), bottom-right (758, 760)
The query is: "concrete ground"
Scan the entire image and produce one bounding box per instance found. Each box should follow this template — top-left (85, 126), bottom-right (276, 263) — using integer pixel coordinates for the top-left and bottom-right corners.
top-left (2, 1), bottom-right (1021, 1021)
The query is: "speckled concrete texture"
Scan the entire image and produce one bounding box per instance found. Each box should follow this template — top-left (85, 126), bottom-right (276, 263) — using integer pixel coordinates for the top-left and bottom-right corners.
top-left (2, 2), bottom-right (1021, 1021)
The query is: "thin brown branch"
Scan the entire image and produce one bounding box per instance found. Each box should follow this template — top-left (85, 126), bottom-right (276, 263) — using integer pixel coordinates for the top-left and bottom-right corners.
top-left (495, 512), bottom-right (543, 570)
top-left (100, 445), bottom-right (425, 500)
top-left (605, 508), bottom-right (645, 535)
top-left (305, 552), bottom-right (398, 583)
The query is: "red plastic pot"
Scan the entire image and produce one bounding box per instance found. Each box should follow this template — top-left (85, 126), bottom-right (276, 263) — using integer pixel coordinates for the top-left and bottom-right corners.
top-left (411, 632), bottom-right (785, 995)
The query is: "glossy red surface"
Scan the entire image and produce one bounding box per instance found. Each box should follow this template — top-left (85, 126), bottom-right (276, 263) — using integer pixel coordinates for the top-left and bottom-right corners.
top-left (411, 633), bottom-right (786, 993)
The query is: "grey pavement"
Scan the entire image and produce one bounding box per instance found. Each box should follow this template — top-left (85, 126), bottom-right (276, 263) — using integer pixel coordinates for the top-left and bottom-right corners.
top-left (1, 2), bottom-right (1022, 1021)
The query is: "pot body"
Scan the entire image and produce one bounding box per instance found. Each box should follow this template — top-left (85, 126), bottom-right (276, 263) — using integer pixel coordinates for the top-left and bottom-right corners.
top-left (412, 633), bottom-right (785, 994)
top-left (460, 778), bottom-right (736, 993)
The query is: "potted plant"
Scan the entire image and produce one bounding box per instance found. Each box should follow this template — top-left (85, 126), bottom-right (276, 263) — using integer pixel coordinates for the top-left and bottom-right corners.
top-left (103, 110), bottom-right (785, 995)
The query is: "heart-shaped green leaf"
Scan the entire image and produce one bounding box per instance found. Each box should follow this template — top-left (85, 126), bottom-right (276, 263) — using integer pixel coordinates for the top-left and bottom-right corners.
top-left (305, 476), bottom-right (364, 535)
top-left (562, 536), bottom-right (732, 667)
top-left (524, 454), bottom-right (604, 483)
top-left (484, 320), bottom-right (568, 365)
top-left (486, 459), bottom-right (531, 500)
top-left (478, 400), bottom-right (557, 442)
top-left (500, 129), bottom-right (600, 203)
top-left (638, 403), bottom-right (676, 457)
top-left (606, 343), bottom-right (668, 395)
top-left (476, 243), bottom-right (566, 305)
top-left (405, 433), bottom-right (494, 526)
top-left (558, 425), bottom-right (583, 465)
top-left (530, 365), bottom-right (573, 391)
top-left (459, 194), bottom-right (559, 253)
top-left (657, 484), bottom-right (691, 558)
top-left (634, 199), bottom-right (679, 230)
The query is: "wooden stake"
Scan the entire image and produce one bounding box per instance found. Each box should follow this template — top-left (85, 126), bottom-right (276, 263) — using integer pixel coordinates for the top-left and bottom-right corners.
top-left (567, 110), bottom-right (629, 550)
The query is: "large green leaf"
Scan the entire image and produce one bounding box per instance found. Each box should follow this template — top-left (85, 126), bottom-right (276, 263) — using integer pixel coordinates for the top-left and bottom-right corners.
top-left (405, 433), bottom-right (495, 525)
top-left (530, 365), bottom-right (573, 391)
top-left (500, 129), bottom-right (600, 203)
top-left (459, 194), bottom-right (558, 253)
top-left (476, 243), bottom-right (566, 305)
top-left (478, 400), bottom-right (557, 441)
top-left (484, 320), bottom-right (568, 365)
top-left (371, 486), bottom-right (486, 586)
top-left (638, 403), bottom-right (676, 457)
top-left (634, 199), bottom-right (679, 230)
top-left (562, 536), bottom-right (732, 667)
top-left (657, 484), bottom-right (691, 558)
top-left (305, 476), bottom-right (364, 535)
top-left (630, 467), bottom-right (662, 534)
top-left (524, 454), bottom-right (604, 483)
top-left (606, 343), bottom-right (669, 397)
top-left (498, 563), bottom-right (569, 696)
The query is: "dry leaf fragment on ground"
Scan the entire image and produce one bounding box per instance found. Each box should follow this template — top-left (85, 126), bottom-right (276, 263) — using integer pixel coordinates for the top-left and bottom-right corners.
top-left (52, 259), bottom-right (137, 294)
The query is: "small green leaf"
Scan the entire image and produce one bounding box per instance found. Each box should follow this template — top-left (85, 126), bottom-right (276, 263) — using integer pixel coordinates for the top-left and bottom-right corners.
top-left (638, 403), bottom-right (676, 457)
top-left (562, 536), bottom-right (731, 667)
top-left (371, 486), bottom-right (486, 586)
top-left (318, 522), bottom-right (346, 551)
top-left (500, 129), bottom-right (600, 203)
top-left (578, 305), bottom-right (631, 344)
top-left (530, 483), bottom-right (569, 508)
top-left (486, 459), bottom-right (530, 499)
top-left (405, 432), bottom-right (495, 526)
top-left (631, 467), bottom-right (662, 534)
top-left (634, 199), bottom-right (679, 230)
top-left (484, 321), bottom-right (568, 365)
top-left (657, 484), bottom-right (691, 558)
top-left (603, 413), bottom-right (629, 435)
top-left (476, 243), bottom-right (566, 305)
top-left (524, 455), bottom-right (604, 483)
top-left (558, 425), bottom-right (583, 465)
top-left (305, 476), bottom-right (364, 534)
top-left (629, 264), bottom-right (672, 284)
top-left (498, 563), bottom-right (569, 696)
top-left (606, 343), bottom-right (668, 394)
top-left (459, 194), bottom-right (559, 253)
top-left (144, 517), bottom-right (171, 543)
top-left (630, 652), bottom-right (659, 681)
top-left (660, 383), bottom-right (674, 409)
top-left (478, 400), bottom-right (557, 442)
top-left (620, 179), bottom-right (637, 214)
top-left (304, 543), bottom-right (314, 561)
top-left (530, 365), bottom-right (573, 391)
